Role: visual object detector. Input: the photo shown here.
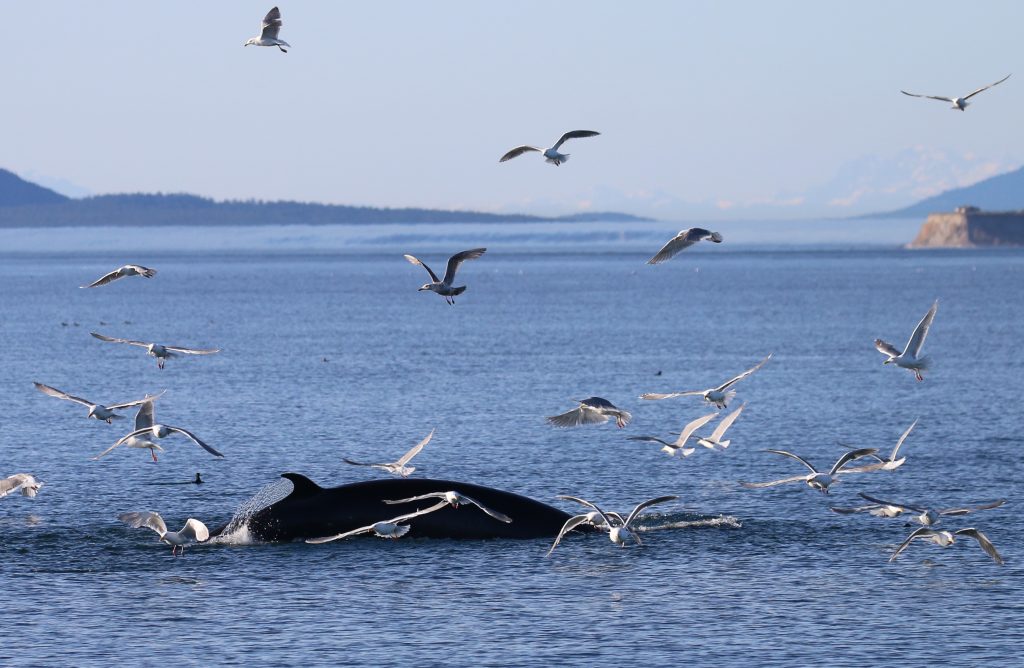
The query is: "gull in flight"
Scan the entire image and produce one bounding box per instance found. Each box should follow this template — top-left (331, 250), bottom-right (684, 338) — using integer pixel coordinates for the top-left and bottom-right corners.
top-left (343, 429), bottom-right (434, 477)
top-left (740, 448), bottom-right (879, 494)
top-left (499, 130), bottom-right (600, 166)
top-left (1, 474), bottom-right (43, 499)
top-left (306, 501), bottom-right (450, 544)
top-left (118, 511), bottom-right (210, 555)
top-left (901, 74), bottom-right (1010, 111)
top-left (91, 332), bottom-right (220, 369)
top-left (641, 354), bottom-right (772, 408)
top-left (646, 228), bottom-right (724, 265)
top-left (628, 411), bottom-right (718, 458)
top-left (244, 6), bottom-right (290, 52)
top-left (383, 490), bottom-right (513, 523)
top-left (548, 494), bottom-right (677, 554)
top-left (33, 382), bottom-right (164, 424)
top-left (837, 419), bottom-right (917, 473)
top-left (80, 264), bottom-right (156, 289)
top-left (404, 248), bottom-right (486, 305)
top-left (547, 397), bottom-right (632, 429)
top-left (889, 527), bottom-right (1003, 564)
top-left (95, 401), bottom-right (223, 461)
top-left (875, 301), bottom-right (937, 382)
top-left (834, 492), bottom-right (1007, 527)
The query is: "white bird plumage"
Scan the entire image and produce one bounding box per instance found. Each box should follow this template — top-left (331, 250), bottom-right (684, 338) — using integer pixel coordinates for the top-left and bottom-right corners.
top-left (95, 400), bottom-right (223, 461)
top-left (901, 74), bottom-right (1010, 111)
top-left (499, 130), bottom-right (600, 166)
top-left (343, 429), bottom-right (434, 477)
top-left (835, 492), bottom-right (1007, 527)
top-left (119, 511), bottom-right (210, 555)
top-left (0, 474), bottom-right (44, 499)
top-left (80, 264), bottom-right (156, 288)
top-left (875, 300), bottom-right (938, 381)
top-left (740, 447), bottom-right (879, 494)
top-left (837, 419), bottom-right (918, 473)
top-left (628, 411), bottom-right (718, 458)
top-left (641, 354), bottom-right (771, 408)
top-left (305, 501), bottom-right (450, 544)
top-left (91, 331), bottom-right (220, 369)
top-left (383, 490), bottom-right (513, 523)
top-left (889, 527), bottom-right (1003, 564)
top-left (33, 382), bottom-right (164, 424)
top-left (244, 6), bottom-right (290, 52)
top-left (646, 228), bottom-right (724, 265)
top-left (548, 494), bottom-right (677, 554)
top-left (547, 397), bottom-right (632, 429)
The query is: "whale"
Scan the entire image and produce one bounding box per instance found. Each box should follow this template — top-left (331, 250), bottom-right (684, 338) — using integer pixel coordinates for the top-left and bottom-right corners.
top-left (214, 473), bottom-right (578, 542)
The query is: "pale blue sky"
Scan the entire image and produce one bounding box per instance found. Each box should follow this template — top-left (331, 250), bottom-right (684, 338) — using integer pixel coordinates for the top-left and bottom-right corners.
top-left (6, 1), bottom-right (1023, 219)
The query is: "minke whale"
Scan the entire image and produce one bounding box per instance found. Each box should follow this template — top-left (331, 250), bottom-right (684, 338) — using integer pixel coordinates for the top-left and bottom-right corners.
top-left (214, 473), bottom-right (577, 542)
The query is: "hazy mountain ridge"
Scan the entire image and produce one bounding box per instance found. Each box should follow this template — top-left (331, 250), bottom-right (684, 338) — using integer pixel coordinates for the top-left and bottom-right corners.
top-left (866, 165), bottom-right (1024, 218)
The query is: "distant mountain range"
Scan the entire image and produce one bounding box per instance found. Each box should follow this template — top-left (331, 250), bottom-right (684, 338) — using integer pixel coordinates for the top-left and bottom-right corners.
top-left (0, 169), bottom-right (649, 227)
top-left (866, 164), bottom-right (1024, 218)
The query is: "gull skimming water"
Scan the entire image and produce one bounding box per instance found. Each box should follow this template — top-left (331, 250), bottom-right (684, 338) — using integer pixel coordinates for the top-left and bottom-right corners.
top-left (548, 494), bottom-right (677, 554)
top-left (118, 511), bottom-right (210, 555)
top-left (1, 474), bottom-right (43, 499)
top-left (889, 527), bottom-right (1003, 564)
top-left (834, 492), bottom-right (1007, 527)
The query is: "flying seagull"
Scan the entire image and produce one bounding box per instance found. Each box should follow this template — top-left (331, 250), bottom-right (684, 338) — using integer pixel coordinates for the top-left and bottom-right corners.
top-left (901, 74), bottom-right (1010, 111)
top-left (740, 448), bottom-right (879, 494)
top-left (33, 382), bottom-right (163, 424)
top-left (0, 474), bottom-right (43, 499)
top-left (646, 229), bottom-right (723, 265)
top-left (404, 248), bottom-right (486, 305)
top-left (244, 6), bottom-right (290, 52)
top-left (95, 402), bottom-right (223, 461)
top-left (118, 511), bottom-right (210, 555)
top-left (875, 300), bottom-right (937, 381)
top-left (693, 403), bottom-right (745, 450)
top-left (837, 419), bottom-right (917, 473)
top-left (499, 130), bottom-right (600, 166)
top-left (548, 494), bottom-right (677, 554)
top-left (547, 397), bottom-right (632, 429)
top-left (343, 429), bottom-right (434, 477)
top-left (91, 332), bottom-right (220, 369)
top-left (305, 501), bottom-right (450, 544)
top-left (889, 527), bottom-right (1003, 564)
top-left (641, 354), bottom-right (772, 408)
top-left (80, 265), bottom-right (157, 289)
top-left (384, 490), bottom-right (513, 523)
top-left (628, 411), bottom-right (718, 458)
top-left (838, 492), bottom-right (1007, 527)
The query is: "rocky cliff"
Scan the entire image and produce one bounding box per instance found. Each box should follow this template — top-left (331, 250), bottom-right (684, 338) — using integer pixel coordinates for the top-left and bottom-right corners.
top-left (909, 208), bottom-right (1024, 248)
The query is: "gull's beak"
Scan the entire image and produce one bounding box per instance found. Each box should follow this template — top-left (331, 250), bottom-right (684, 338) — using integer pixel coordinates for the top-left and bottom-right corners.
top-left (417, 286), bottom-right (428, 291)
top-left (883, 359), bottom-right (891, 365)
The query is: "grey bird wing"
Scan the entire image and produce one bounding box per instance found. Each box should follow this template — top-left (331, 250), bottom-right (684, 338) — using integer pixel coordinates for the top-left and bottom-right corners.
top-left (677, 412), bottom-right (719, 446)
top-left (118, 511), bottom-right (167, 535)
top-left (624, 495), bottom-right (678, 529)
top-left (904, 300), bottom-right (938, 359)
top-left (765, 449), bottom-right (819, 474)
top-left (874, 339), bottom-right (900, 358)
top-left (0, 474), bottom-right (34, 498)
top-left (715, 354), bottom-right (772, 391)
top-left (639, 390), bottom-right (703, 401)
top-left (395, 429), bottom-right (434, 467)
top-left (646, 228), bottom-right (721, 265)
top-left (134, 400), bottom-right (155, 431)
top-left (954, 528), bottom-right (1004, 564)
top-left (858, 492), bottom-right (925, 514)
top-left (124, 265), bottom-right (157, 278)
top-left (459, 494), bottom-right (513, 523)
top-left (499, 146), bottom-right (541, 162)
top-left (164, 345), bottom-right (220, 355)
top-left (900, 90), bottom-right (954, 102)
top-left (108, 390), bottom-right (166, 412)
top-left (91, 332), bottom-right (151, 348)
top-left (627, 435), bottom-right (675, 448)
top-left (707, 403), bottom-right (745, 443)
top-left (388, 500), bottom-right (450, 523)
top-left (80, 267), bottom-right (126, 288)
top-left (546, 405), bottom-right (607, 428)
top-left (546, 514), bottom-right (591, 556)
top-left (557, 495), bottom-right (613, 528)
top-left (740, 475), bottom-right (811, 489)
top-left (306, 524), bottom-right (375, 544)
top-left (552, 130), bottom-right (600, 150)
top-left (164, 425), bottom-right (224, 458)
top-left (403, 254), bottom-right (441, 283)
top-left (829, 504), bottom-right (884, 515)
top-left (940, 499), bottom-right (1007, 516)
top-left (889, 419), bottom-right (918, 460)
top-left (33, 382), bottom-right (94, 408)
top-left (889, 527), bottom-right (938, 562)
top-left (442, 248), bottom-right (487, 285)
top-left (342, 457), bottom-right (376, 467)
top-left (963, 74), bottom-right (1011, 100)
top-left (261, 6), bottom-right (283, 40)
top-left (830, 448), bottom-right (879, 475)
top-left (382, 492), bottom-right (445, 505)
top-left (94, 427), bottom-right (154, 459)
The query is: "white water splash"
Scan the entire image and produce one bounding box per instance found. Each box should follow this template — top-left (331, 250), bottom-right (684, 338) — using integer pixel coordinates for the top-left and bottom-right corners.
top-left (210, 477), bottom-right (294, 544)
top-left (635, 513), bottom-right (743, 532)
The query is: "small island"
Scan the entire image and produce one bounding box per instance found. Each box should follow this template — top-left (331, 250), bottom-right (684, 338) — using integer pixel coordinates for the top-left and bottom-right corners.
top-left (909, 206), bottom-right (1024, 248)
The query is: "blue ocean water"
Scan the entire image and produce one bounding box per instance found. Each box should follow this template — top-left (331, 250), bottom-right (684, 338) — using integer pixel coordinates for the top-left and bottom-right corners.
top-left (1, 246), bottom-right (1022, 666)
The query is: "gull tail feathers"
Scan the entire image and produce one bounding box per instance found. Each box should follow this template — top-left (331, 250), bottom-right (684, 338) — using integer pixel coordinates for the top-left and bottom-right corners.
top-left (450, 286), bottom-right (467, 296)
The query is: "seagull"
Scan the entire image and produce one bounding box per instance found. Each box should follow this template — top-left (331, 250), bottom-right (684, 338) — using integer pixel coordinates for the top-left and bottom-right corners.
top-left (404, 248), bottom-right (486, 305)
top-left (499, 130), bottom-right (600, 166)
top-left (646, 229), bottom-right (724, 265)
top-left (118, 511), bottom-right (210, 555)
top-left (94, 401), bottom-right (223, 461)
top-left (901, 74), bottom-right (1011, 111)
top-left (383, 490), bottom-right (512, 523)
top-left (547, 397), bottom-right (632, 429)
top-left (875, 300), bottom-right (938, 382)
top-left (91, 332), bottom-right (220, 369)
top-left (0, 474), bottom-right (43, 499)
top-left (244, 6), bottom-right (290, 52)
top-left (889, 527), bottom-right (1003, 564)
top-left (837, 419), bottom-right (917, 473)
top-left (628, 412), bottom-right (718, 458)
top-left (548, 494), bottom-right (677, 554)
top-left (840, 493), bottom-right (1007, 527)
top-left (740, 448), bottom-right (879, 494)
top-left (641, 354), bottom-right (772, 408)
top-left (33, 382), bottom-right (164, 424)
top-left (305, 501), bottom-right (450, 544)
top-left (80, 264), bottom-right (157, 288)
top-left (343, 429), bottom-right (433, 477)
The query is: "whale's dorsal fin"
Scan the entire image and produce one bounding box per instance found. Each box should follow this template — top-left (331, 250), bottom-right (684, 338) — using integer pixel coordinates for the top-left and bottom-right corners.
top-left (281, 473), bottom-right (322, 499)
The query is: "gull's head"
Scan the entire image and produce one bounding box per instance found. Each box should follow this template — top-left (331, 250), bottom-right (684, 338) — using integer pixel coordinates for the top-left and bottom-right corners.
top-left (244, 38), bottom-right (256, 47)
top-left (418, 283), bottom-right (433, 292)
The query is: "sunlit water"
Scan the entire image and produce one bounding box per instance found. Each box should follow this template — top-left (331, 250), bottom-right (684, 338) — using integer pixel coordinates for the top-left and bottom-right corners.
top-left (1, 246), bottom-right (1022, 666)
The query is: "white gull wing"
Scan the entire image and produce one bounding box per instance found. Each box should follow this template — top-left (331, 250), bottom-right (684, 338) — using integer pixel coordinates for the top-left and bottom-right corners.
top-left (80, 265), bottom-right (156, 288)
top-left (453, 493), bottom-right (513, 523)
top-left (740, 475), bottom-right (810, 489)
top-left (556, 495), bottom-right (614, 528)
top-left (546, 405), bottom-right (609, 428)
top-left (91, 332), bottom-right (152, 348)
top-left (623, 495), bottom-right (677, 529)
top-left (858, 492), bottom-right (926, 514)
top-left (546, 514), bottom-right (591, 556)
top-left (715, 354), bottom-right (772, 392)
top-left (119, 511), bottom-right (168, 536)
top-left (889, 527), bottom-right (940, 562)
top-left (133, 400), bottom-right (156, 432)
top-left (396, 429), bottom-right (434, 467)
top-left (707, 403), bottom-right (745, 444)
top-left (900, 90), bottom-right (955, 103)
top-left (962, 73), bottom-right (1011, 100)
top-left (261, 6), bottom-right (283, 40)
top-left (164, 345), bottom-right (220, 355)
top-left (108, 390), bottom-right (166, 412)
top-left (830, 448), bottom-right (879, 475)
top-left (639, 390), bottom-right (703, 401)
top-left (889, 419), bottom-right (918, 460)
top-left (305, 501), bottom-right (448, 544)
top-left (954, 528), bottom-right (1004, 564)
top-left (676, 412), bottom-right (719, 447)
top-left (33, 382), bottom-right (94, 408)
top-left (403, 254), bottom-right (441, 283)
top-left (178, 518), bottom-right (210, 543)
top-left (499, 146), bottom-right (542, 162)
top-left (552, 130), bottom-right (600, 151)
top-left (0, 474), bottom-right (40, 498)
top-left (874, 339), bottom-right (900, 358)
top-left (903, 300), bottom-right (938, 359)
top-left (442, 248), bottom-right (487, 285)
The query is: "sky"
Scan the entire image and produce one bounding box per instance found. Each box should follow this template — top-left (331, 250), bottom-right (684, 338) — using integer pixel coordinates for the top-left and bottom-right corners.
top-left (6, 1), bottom-right (1024, 220)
